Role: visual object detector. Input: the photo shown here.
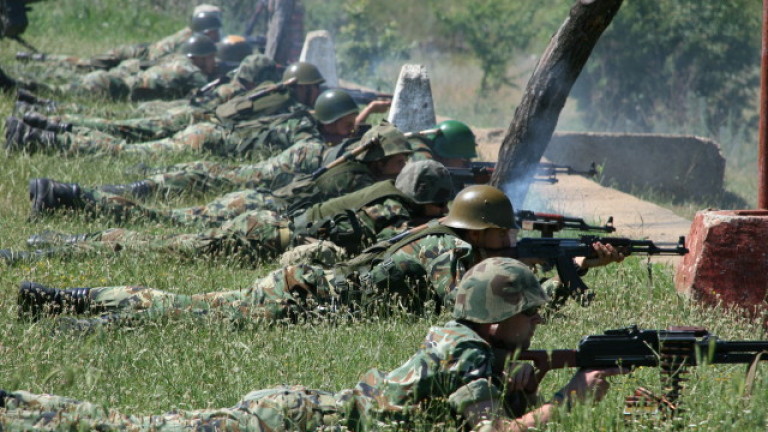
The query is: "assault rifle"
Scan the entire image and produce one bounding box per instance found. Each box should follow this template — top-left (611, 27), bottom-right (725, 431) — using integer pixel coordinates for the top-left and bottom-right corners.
top-left (510, 235), bottom-right (689, 303)
top-left (309, 136), bottom-right (379, 180)
top-left (245, 76), bottom-right (297, 101)
top-left (516, 211), bottom-right (615, 238)
top-left (519, 325), bottom-right (768, 411)
top-left (191, 74), bottom-right (232, 103)
top-left (448, 161), bottom-right (597, 189)
top-left (338, 87), bottom-right (393, 105)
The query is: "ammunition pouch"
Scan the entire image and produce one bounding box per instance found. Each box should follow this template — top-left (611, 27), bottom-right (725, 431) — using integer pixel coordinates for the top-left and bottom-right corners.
top-left (292, 209), bottom-right (370, 254)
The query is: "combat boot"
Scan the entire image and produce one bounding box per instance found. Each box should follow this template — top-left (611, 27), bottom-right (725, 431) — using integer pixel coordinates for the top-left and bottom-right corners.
top-left (5, 116), bottom-right (58, 153)
top-left (99, 180), bottom-right (156, 198)
top-left (29, 178), bottom-right (82, 215)
top-left (26, 230), bottom-right (90, 248)
top-left (15, 51), bottom-right (47, 62)
top-left (22, 111), bottom-right (72, 133)
top-left (0, 66), bottom-right (17, 92)
top-left (16, 88), bottom-right (57, 110)
top-left (17, 281), bottom-right (92, 320)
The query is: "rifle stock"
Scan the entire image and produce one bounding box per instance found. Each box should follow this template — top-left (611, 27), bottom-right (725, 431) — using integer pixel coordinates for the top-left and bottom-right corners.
top-left (309, 137), bottom-right (379, 180)
top-left (247, 77), bottom-right (298, 101)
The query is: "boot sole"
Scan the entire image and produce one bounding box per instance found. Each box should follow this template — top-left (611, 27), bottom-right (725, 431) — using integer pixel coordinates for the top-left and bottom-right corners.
top-left (29, 178), bottom-right (54, 214)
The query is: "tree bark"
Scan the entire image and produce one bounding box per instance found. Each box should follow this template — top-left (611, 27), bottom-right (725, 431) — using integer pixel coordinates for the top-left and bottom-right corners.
top-left (490, 0), bottom-right (623, 208)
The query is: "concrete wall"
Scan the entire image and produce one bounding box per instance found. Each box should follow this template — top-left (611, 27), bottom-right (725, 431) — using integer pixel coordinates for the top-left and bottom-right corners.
top-left (545, 132), bottom-right (725, 200)
top-left (475, 130), bottom-right (726, 201)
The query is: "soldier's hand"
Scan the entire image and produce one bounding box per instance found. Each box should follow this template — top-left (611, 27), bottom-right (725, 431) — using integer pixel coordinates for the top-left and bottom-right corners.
top-left (506, 362), bottom-right (538, 393)
top-left (364, 100), bottom-right (392, 113)
top-left (557, 367), bottom-right (628, 404)
top-left (577, 242), bottom-right (625, 269)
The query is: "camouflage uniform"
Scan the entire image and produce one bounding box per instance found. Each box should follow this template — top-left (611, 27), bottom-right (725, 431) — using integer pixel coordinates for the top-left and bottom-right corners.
top-left (30, 83), bottom-right (317, 158)
top-left (0, 321), bottom-right (524, 431)
top-left (39, 53), bottom-right (213, 102)
top-left (40, 180), bottom-right (422, 264)
top-left (25, 27), bottom-right (193, 71)
top-left (59, 159), bottom-right (378, 228)
top-left (26, 224), bottom-right (474, 331)
top-left (42, 54), bottom-right (283, 142)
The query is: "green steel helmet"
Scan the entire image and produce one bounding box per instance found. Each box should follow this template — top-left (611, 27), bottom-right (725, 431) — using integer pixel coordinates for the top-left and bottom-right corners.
top-left (395, 160), bottom-right (454, 205)
top-left (314, 89), bottom-right (359, 124)
top-left (442, 185), bottom-right (519, 230)
top-left (183, 33), bottom-right (217, 58)
top-left (357, 120), bottom-right (412, 162)
top-left (190, 10), bottom-right (223, 33)
top-left (233, 53), bottom-right (280, 86)
top-left (432, 120), bottom-right (477, 159)
top-left (453, 257), bottom-right (549, 323)
top-left (282, 62), bottom-right (325, 85)
top-left (216, 35), bottom-right (253, 63)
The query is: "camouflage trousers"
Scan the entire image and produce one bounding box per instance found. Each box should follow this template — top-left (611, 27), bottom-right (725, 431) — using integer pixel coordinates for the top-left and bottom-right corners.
top-left (57, 121), bottom-right (228, 156)
top-left (79, 187), bottom-right (288, 227)
top-left (63, 209), bottom-right (296, 262)
top-left (133, 139), bottom-right (326, 198)
top-left (56, 104), bottom-right (211, 142)
top-left (0, 386), bottom-right (350, 431)
top-left (57, 263), bottom-right (339, 330)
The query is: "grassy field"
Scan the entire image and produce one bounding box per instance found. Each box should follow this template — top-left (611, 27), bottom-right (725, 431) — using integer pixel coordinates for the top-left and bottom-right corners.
top-left (1, 1), bottom-right (767, 430)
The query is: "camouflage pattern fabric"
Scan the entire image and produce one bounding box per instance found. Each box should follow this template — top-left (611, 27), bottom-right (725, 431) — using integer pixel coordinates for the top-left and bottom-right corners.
top-left (50, 78), bottom-right (254, 142)
top-left (28, 27), bottom-right (192, 71)
top-left (41, 195), bottom-right (414, 264)
top-left (67, 160), bottom-right (376, 227)
top-left (49, 54), bottom-right (210, 102)
top-left (452, 257), bottom-right (549, 323)
top-left (55, 105), bottom-right (213, 142)
top-left (406, 135), bottom-right (435, 162)
top-left (47, 105), bottom-right (318, 159)
top-left (0, 385), bottom-right (348, 431)
top-left (35, 230), bottom-right (475, 332)
top-left (0, 321), bottom-right (526, 430)
top-left (122, 134), bottom-right (329, 198)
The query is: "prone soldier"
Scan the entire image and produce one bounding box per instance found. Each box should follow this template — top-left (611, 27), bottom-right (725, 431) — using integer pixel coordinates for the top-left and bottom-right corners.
top-left (10, 160), bottom-right (453, 265)
top-left (14, 185), bottom-right (622, 331)
top-left (19, 121), bottom-right (412, 229)
top-left (2, 257), bottom-right (624, 431)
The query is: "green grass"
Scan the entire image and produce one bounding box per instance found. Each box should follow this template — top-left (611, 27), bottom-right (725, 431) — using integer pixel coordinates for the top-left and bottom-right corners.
top-left (0, 0), bottom-right (766, 430)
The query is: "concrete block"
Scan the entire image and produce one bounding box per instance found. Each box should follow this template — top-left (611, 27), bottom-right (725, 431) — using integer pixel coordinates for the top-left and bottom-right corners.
top-left (544, 132), bottom-right (725, 200)
top-left (299, 30), bottom-right (338, 88)
top-left (675, 210), bottom-right (768, 318)
top-left (388, 64), bottom-right (436, 133)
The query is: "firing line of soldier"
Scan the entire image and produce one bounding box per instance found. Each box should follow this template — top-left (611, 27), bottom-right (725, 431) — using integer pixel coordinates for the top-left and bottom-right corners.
top-left (0, 2), bottom-right (726, 430)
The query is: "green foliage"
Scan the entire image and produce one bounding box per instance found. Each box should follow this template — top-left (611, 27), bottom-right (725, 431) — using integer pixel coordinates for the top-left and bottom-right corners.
top-left (572, 0), bottom-right (761, 137)
top-left (307, 0), bottom-right (411, 87)
top-left (429, 0), bottom-right (538, 93)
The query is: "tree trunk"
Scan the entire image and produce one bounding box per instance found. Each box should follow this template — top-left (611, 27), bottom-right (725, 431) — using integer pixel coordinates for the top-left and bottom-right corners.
top-left (490, 0), bottom-right (623, 208)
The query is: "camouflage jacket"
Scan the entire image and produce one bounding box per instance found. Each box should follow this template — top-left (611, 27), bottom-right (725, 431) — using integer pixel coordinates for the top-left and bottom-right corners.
top-left (343, 320), bottom-right (506, 430)
top-left (127, 53), bottom-right (212, 101)
top-left (0, 322), bottom-right (518, 431)
top-left (146, 27), bottom-right (194, 61)
top-left (337, 225), bottom-right (475, 311)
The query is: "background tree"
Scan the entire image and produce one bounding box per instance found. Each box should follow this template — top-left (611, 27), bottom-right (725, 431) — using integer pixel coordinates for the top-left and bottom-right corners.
top-left (428, 0), bottom-right (538, 94)
top-left (571, 0), bottom-right (761, 136)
